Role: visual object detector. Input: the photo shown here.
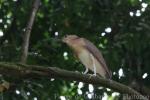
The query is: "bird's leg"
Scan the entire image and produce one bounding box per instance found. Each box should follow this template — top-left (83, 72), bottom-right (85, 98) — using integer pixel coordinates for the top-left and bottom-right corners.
top-left (90, 54), bottom-right (96, 76)
top-left (83, 68), bottom-right (89, 74)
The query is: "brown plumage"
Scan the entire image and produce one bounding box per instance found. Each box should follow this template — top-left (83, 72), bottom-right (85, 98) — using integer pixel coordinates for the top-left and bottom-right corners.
top-left (62, 35), bottom-right (111, 78)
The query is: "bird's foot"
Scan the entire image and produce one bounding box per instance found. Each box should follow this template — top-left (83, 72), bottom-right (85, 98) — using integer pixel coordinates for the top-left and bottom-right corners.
top-left (93, 73), bottom-right (96, 76)
top-left (89, 74), bottom-right (97, 79)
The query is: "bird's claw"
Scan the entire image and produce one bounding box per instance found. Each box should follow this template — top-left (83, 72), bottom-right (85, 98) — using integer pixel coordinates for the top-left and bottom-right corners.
top-left (93, 73), bottom-right (96, 76)
top-left (88, 74), bottom-right (97, 79)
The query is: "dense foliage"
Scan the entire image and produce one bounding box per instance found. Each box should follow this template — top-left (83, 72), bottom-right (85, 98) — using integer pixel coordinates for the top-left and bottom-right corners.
top-left (0, 0), bottom-right (150, 99)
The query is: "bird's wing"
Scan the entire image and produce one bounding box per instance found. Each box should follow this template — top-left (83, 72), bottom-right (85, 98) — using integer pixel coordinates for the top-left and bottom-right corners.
top-left (83, 38), bottom-right (112, 78)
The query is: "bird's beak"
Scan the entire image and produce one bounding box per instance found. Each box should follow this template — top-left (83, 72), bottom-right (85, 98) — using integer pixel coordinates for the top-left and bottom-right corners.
top-left (55, 38), bottom-right (62, 42)
top-left (62, 37), bottom-right (65, 43)
top-left (62, 35), bottom-right (68, 43)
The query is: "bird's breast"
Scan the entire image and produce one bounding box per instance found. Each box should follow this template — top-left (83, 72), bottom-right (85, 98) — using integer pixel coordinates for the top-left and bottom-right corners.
top-left (77, 50), bottom-right (93, 69)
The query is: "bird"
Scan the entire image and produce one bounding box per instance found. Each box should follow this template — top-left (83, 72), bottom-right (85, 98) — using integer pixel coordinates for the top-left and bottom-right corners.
top-left (62, 35), bottom-right (112, 79)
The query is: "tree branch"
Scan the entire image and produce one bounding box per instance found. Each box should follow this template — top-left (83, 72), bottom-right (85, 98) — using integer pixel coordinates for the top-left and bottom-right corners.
top-left (20, 0), bottom-right (40, 63)
top-left (0, 62), bottom-right (148, 100)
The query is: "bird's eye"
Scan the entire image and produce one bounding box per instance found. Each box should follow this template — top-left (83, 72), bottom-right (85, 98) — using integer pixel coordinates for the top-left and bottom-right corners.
top-left (64, 35), bottom-right (68, 38)
top-left (63, 36), bottom-right (66, 39)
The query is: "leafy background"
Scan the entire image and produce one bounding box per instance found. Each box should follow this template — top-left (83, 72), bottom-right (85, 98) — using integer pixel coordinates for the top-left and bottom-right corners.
top-left (0, 0), bottom-right (150, 99)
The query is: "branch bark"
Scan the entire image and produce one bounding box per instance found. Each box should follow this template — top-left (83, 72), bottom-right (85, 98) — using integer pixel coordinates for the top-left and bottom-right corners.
top-left (20, 0), bottom-right (40, 63)
top-left (0, 62), bottom-right (148, 100)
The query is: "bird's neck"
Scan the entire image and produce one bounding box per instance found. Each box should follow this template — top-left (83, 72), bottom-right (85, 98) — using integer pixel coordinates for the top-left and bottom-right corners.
top-left (72, 46), bottom-right (86, 55)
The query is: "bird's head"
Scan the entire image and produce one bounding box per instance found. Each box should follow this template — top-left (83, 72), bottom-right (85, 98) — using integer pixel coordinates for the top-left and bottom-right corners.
top-left (62, 35), bottom-right (85, 52)
top-left (62, 35), bottom-right (79, 45)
